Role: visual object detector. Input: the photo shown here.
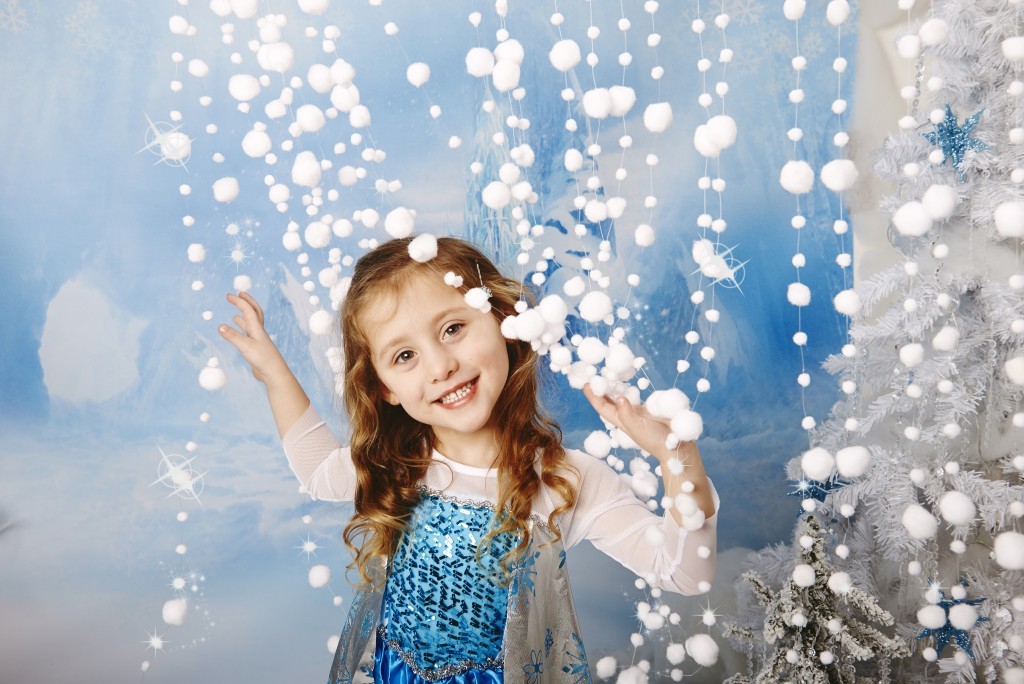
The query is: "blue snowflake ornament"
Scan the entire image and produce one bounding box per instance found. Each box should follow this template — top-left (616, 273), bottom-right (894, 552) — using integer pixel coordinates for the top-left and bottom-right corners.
top-left (787, 478), bottom-right (847, 515)
top-left (922, 105), bottom-right (988, 182)
top-left (915, 580), bottom-right (989, 660)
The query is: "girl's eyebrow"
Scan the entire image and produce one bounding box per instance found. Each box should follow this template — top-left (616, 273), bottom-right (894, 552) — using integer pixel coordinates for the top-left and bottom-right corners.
top-left (377, 306), bottom-right (468, 361)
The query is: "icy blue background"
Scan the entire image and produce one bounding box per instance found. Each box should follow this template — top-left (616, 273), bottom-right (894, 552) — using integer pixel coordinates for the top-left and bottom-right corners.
top-left (0, 1), bottom-right (855, 681)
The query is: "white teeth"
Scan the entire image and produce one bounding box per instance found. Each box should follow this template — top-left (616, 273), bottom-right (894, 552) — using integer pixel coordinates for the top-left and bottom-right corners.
top-left (439, 381), bottom-right (474, 404)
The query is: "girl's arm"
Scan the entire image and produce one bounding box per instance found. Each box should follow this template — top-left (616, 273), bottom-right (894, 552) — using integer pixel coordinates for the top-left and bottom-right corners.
top-left (582, 385), bottom-right (714, 519)
top-left (219, 291), bottom-right (311, 437)
top-left (220, 292), bottom-right (355, 502)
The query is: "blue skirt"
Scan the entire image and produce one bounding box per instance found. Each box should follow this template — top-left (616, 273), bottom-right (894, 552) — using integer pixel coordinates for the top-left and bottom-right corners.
top-left (373, 630), bottom-right (504, 684)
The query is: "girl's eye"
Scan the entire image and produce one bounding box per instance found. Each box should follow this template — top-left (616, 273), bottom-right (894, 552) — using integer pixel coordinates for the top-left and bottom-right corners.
top-left (395, 350), bottom-right (415, 364)
top-left (443, 323), bottom-right (464, 338)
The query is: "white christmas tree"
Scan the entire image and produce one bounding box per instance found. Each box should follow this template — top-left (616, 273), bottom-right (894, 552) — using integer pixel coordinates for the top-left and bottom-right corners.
top-left (735, 1), bottom-right (1024, 682)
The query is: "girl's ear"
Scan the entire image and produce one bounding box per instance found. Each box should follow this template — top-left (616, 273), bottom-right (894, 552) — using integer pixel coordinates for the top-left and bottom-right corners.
top-left (380, 385), bottom-right (401, 406)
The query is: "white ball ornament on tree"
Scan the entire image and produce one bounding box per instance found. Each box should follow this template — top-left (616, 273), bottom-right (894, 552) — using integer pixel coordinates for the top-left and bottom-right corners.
top-left (1006, 357), bottom-right (1024, 385)
top-left (801, 447), bottom-right (835, 481)
top-left (899, 343), bottom-right (925, 368)
top-left (893, 201), bottom-right (933, 236)
top-left (1004, 37), bottom-right (1024, 63)
top-left (902, 504), bottom-right (938, 539)
top-left (917, 604), bottom-right (947, 630)
top-left (820, 159), bottom-right (859, 192)
top-left (938, 491), bottom-right (976, 525)
top-left (918, 17), bottom-right (949, 45)
top-left (827, 572), bottom-right (852, 595)
top-left (836, 446), bottom-right (871, 477)
top-left (996, 531), bottom-right (1024, 569)
top-left (993, 201), bottom-right (1024, 238)
top-left (780, 160), bottom-right (815, 194)
top-left (948, 604), bottom-right (978, 631)
top-left (921, 184), bottom-right (958, 220)
top-left (932, 326), bottom-right (959, 351)
top-left (792, 564), bottom-right (816, 587)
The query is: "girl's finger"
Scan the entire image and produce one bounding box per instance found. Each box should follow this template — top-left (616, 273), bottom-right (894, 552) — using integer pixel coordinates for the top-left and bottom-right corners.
top-left (239, 292), bottom-right (264, 324)
top-left (218, 323), bottom-right (245, 349)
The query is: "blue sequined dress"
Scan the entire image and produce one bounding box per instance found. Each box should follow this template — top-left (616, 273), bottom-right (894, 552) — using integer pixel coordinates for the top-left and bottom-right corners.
top-left (282, 405), bottom-right (719, 684)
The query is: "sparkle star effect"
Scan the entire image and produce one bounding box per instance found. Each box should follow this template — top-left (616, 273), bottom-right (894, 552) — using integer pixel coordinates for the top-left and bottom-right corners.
top-left (922, 105), bottom-right (988, 182)
top-left (151, 446), bottom-right (206, 502)
top-left (143, 628), bottom-right (167, 653)
top-left (787, 478), bottom-right (848, 514)
top-left (915, 580), bottom-right (988, 660)
top-left (139, 114), bottom-right (193, 167)
top-left (296, 534), bottom-right (320, 561)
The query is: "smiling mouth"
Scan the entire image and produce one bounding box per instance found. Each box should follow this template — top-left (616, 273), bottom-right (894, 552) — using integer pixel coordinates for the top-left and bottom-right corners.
top-left (436, 379), bottom-right (477, 405)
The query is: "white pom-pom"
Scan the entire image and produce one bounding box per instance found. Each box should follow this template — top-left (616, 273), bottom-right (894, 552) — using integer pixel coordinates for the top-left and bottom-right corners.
top-left (407, 234), bottom-right (438, 263)
top-left (893, 201), bottom-right (933, 236)
top-left (917, 604), bottom-right (946, 629)
top-left (608, 86), bottom-right (637, 117)
top-left (995, 201), bottom-right (1024, 238)
top-left (948, 603), bottom-right (978, 630)
top-left (792, 564), bottom-right (815, 587)
top-left (787, 282), bottom-right (811, 306)
top-left (1004, 37), bottom-right (1024, 62)
top-left (684, 634), bottom-right (719, 667)
top-left (833, 289), bottom-right (861, 316)
top-left (584, 431), bottom-right (612, 459)
top-left (921, 184), bottom-right (958, 220)
top-left (827, 572), bottom-right (852, 595)
top-left (645, 389), bottom-right (690, 419)
top-left (783, 0), bottom-right (806, 20)
top-left (666, 643), bottom-right (686, 665)
top-left (932, 326), bottom-right (959, 351)
top-left (669, 411), bottom-right (703, 442)
top-left (820, 159), bottom-right (858, 192)
top-left (918, 18), bottom-right (949, 46)
top-left (213, 177), bottom-right (240, 203)
top-left (705, 115), bottom-right (737, 150)
top-left (309, 310), bottom-right (333, 336)
top-left (549, 39), bottom-right (581, 71)
top-left (578, 291), bottom-right (613, 322)
top-left (635, 224), bottom-right (655, 246)
top-left (780, 160), bottom-right (814, 194)
top-left (899, 343), bottom-right (924, 368)
top-left (826, 0), bottom-right (850, 26)
top-left (291, 151), bottom-right (322, 188)
top-left (583, 88), bottom-right (612, 119)
top-left (999, 531), bottom-right (1024, 569)
top-left (801, 447), bottom-right (835, 481)
top-left (902, 504), bottom-right (938, 539)
top-left (465, 47), bottom-right (495, 76)
top-left (406, 62), bottom-right (430, 87)
top-left (596, 655), bottom-right (618, 679)
top-left (835, 446), bottom-right (871, 477)
top-left (162, 598), bottom-right (188, 625)
top-left (308, 564), bottom-right (331, 588)
top-left (1007, 357), bottom-right (1024, 385)
top-left (464, 287), bottom-right (491, 313)
top-left (491, 58), bottom-right (520, 92)
top-left (384, 207), bottom-right (416, 238)
top-left (481, 181), bottom-right (512, 210)
top-left (643, 102), bottom-right (673, 133)
top-left (938, 491), bottom-right (976, 525)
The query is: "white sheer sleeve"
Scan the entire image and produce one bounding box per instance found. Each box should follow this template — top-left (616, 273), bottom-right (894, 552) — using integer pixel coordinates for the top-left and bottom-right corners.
top-left (560, 448), bottom-right (719, 596)
top-left (280, 404), bottom-right (356, 503)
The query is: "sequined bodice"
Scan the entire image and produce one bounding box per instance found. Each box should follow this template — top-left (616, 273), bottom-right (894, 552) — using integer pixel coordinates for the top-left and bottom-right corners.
top-left (381, 490), bottom-right (517, 676)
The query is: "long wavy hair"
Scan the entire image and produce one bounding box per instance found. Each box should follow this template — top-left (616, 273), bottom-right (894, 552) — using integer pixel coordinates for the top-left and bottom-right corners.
top-left (340, 235), bottom-right (578, 587)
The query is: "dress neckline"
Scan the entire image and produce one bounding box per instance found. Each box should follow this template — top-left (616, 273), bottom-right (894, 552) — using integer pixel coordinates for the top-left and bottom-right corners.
top-left (430, 449), bottom-right (498, 477)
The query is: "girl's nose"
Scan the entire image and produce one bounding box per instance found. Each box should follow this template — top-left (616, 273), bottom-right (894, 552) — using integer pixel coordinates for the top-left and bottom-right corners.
top-left (428, 347), bottom-right (458, 382)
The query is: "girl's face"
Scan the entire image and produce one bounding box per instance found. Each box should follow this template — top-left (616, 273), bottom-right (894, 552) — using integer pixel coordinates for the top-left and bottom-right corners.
top-left (360, 271), bottom-right (511, 450)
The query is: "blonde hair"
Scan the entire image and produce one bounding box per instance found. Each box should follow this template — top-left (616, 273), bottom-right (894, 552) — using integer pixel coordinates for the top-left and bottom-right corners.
top-left (339, 235), bottom-right (578, 587)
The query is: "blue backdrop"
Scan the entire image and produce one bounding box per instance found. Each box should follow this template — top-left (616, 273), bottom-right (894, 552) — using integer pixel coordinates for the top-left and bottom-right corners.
top-left (0, 1), bottom-right (855, 681)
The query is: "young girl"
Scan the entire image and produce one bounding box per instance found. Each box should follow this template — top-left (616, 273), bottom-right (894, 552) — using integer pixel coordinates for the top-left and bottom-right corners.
top-left (220, 236), bottom-right (719, 683)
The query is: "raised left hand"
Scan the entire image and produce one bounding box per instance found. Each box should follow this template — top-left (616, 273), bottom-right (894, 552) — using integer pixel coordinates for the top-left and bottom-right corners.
top-left (582, 383), bottom-right (675, 460)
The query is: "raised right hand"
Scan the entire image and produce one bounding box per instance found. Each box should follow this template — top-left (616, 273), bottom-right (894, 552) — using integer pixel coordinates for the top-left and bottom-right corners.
top-left (219, 291), bottom-right (292, 386)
